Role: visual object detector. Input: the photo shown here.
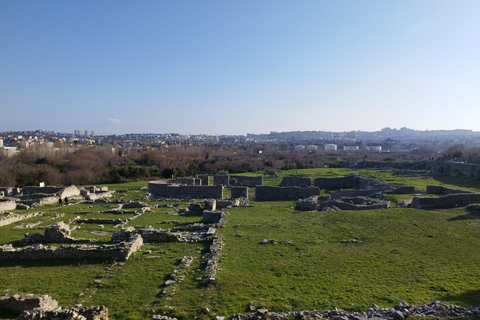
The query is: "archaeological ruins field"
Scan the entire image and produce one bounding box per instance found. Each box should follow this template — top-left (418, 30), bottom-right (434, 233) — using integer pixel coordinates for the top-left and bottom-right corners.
top-left (1, 168), bottom-right (480, 320)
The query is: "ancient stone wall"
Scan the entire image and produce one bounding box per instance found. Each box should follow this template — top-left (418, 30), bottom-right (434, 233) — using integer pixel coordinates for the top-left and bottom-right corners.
top-left (0, 199), bottom-right (17, 213)
top-left (0, 212), bottom-right (42, 227)
top-left (279, 176), bottom-right (311, 187)
top-left (148, 181), bottom-right (169, 197)
top-left (213, 175), bottom-right (229, 186)
top-left (411, 193), bottom-right (480, 209)
top-left (0, 294), bottom-right (58, 312)
top-left (84, 191), bottom-right (115, 201)
top-left (165, 185), bottom-right (223, 199)
top-left (254, 186), bottom-right (320, 201)
top-left (168, 177), bottom-right (196, 185)
top-left (231, 186), bottom-right (248, 199)
top-left (385, 186), bottom-right (416, 194)
top-left (17, 305), bottom-right (108, 320)
top-left (197, 175), bottom-right (209, 186)
top-left (298, 195), bottom-right (330, 211)
top-left (353, 176), bottom-right (369, 189)
top-left (425, 185), bottom-right (474, 195)
top-left (202, 210), bottom-right (225, 224)
top-left (322, 197), bottom-right (390, 211)
top-left (0, 234), bottom-right (143, 261)
top-left (329, 186), bottom-right (392, 200)
top-left (22, 186), bottom-right (63, 195)
top-left (141, 229), bottom-right (183, 242)
top-left (234, 176), bottom-right (263, 187)
top-left (0, 187), bottom-right (20, 196)
top-left (313, 175), bottom-right (355, 189)
top-left (21, 186), bottom-right (80, 198)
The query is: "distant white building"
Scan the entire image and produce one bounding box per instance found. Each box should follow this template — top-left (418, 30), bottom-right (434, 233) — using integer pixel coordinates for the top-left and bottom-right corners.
top-left (307, 145), bottom-right (318, 152)
top-left (343, 146), bottom-right (360, 152)
top-left (324, 144), bottom-right (337, 151)
top-left (0, 139), bottom-right (3, 148)
top-left (294, 145), bottom-right (305, 152)
top-left (366, 146), bottom-right (382, 152)
top-left (2, 147), bottom-right (18, 157)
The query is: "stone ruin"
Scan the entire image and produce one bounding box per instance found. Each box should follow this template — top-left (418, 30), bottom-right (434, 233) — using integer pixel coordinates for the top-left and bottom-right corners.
top-left (148, 181), bottom-right (224, 199)
top-left (230, 175), bottom-right (263, 187)
top-left (279, 176), bottom-right (311, 188)
top-left (297, 195), bottom-right (330, 211)
top-left (411, 186), bottom-right (480, 209)
top-left (231, 186), bottom-right (248, 199)
top-left (0, 228), bottom-right (143, 261)
top-left (319, 196), bottom-right (390, 211)
top-left (196, 174), bottom-right (209, 186)
top-left (254, 186), bottom-right (320, 201)
top-left (213, 175), bottom-right (230, 187)
top-left (0, 212), bottom-right (43, 227)
top-left (0, 294), bottom-right (58, 312)
top-left (0, 199), bottom-right (18, 213)
top-left (20, 222), bottom-right (95, 245)
top-left (167, 177), bottom-right (201, 185)
top-left (80, 186), bottom-right (114, 201)
top-left (0, 294), bottom-right (108, 320)
top-left (0, 187), bottom-right (20, 197)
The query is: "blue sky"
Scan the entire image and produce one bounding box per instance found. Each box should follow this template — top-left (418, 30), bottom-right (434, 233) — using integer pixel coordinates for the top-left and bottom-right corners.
top-left (1, 1), bottom-right (479, 135)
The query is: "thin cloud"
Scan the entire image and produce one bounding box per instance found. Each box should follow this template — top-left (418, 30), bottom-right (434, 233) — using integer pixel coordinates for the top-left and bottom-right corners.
top-left (107, 118), bottom-right (123, 125)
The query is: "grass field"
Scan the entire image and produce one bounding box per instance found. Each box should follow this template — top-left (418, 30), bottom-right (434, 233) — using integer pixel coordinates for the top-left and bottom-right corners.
top-left (2, 168), bottom-right (480, 319)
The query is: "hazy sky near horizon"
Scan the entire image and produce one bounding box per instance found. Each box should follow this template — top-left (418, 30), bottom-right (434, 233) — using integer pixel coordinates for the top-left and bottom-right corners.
top-left (1, 1), bottom-right (479, 135)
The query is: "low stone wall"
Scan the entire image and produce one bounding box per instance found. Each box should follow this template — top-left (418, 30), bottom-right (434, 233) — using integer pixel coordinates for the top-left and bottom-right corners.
top-left (0, 234), bottom-right (143, 261)
top-left (279, 176), bottom-right (311, 187)
top-left (223, 300), bottom-right (480, 320)
top-left (203, 235), bottom-right (223, 283)
top-left (411, 193), bottom-right (480, 209)
top-left (0, 212), bottom-right (42, 227)
top-left (231, 186), bottom-right (248, 199)
top-left (202, 210), bottom-right (225, 224)
top-left (385, 186), bottom-right (416, 194)
top-left (330, 186), bottom-right (392, 200)
top-left (17, 305), bottom-right (108, 320)
top-left (0, 294), bottom-right (58, 312)
top-left (85, 191), bottom-right (115, 201)
top-left (213, 175), bottom-right (229, 187)
top-left (313, 175), bottom-right (354, 189)
top-left (148, 182), bottom-right (223, 199)
top-left (233, 176), bottom-right (263, 187)
top-left (321, 197), bottom-right (390, 211)
top-left (141, 229), bottom-right (183, 242)
top-left (22, 186), bottom-right (63, 195)
top-left (254, 186), bottom-right (320, 201)
top-left (0, 199), bottom-right (17, 213)
top-left (425, 185), bottom-right (474, 195)
top-left (21, 186), bottom-right (80, 198)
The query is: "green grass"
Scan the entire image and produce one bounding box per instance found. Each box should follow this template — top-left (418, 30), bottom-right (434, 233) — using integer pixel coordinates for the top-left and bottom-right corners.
top-left (3, 171), bottom-right (480, 319)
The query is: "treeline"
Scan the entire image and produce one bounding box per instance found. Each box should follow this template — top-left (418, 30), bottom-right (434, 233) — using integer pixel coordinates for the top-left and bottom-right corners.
top-left (0, 141), bottom-right (470, 187)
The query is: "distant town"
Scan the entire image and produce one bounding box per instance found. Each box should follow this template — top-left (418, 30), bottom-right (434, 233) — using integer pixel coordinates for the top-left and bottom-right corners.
top-left (1, 128), bottom-right (480, 156)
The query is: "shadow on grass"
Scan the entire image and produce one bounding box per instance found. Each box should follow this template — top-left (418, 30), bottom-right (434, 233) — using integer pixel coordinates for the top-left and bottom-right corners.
top-left (433, 176), bottom-right (480, 191)
top-left (448, 212), bottom-right (480, 221)
top-left (439, 289), bottom-right (480, 306)
top-left (0, 258), bottom-right (109, 268)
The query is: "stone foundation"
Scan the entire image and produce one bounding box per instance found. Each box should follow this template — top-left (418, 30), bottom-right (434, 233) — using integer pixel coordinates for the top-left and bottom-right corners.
top-left (254, 186), bottom-right (320, 201)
